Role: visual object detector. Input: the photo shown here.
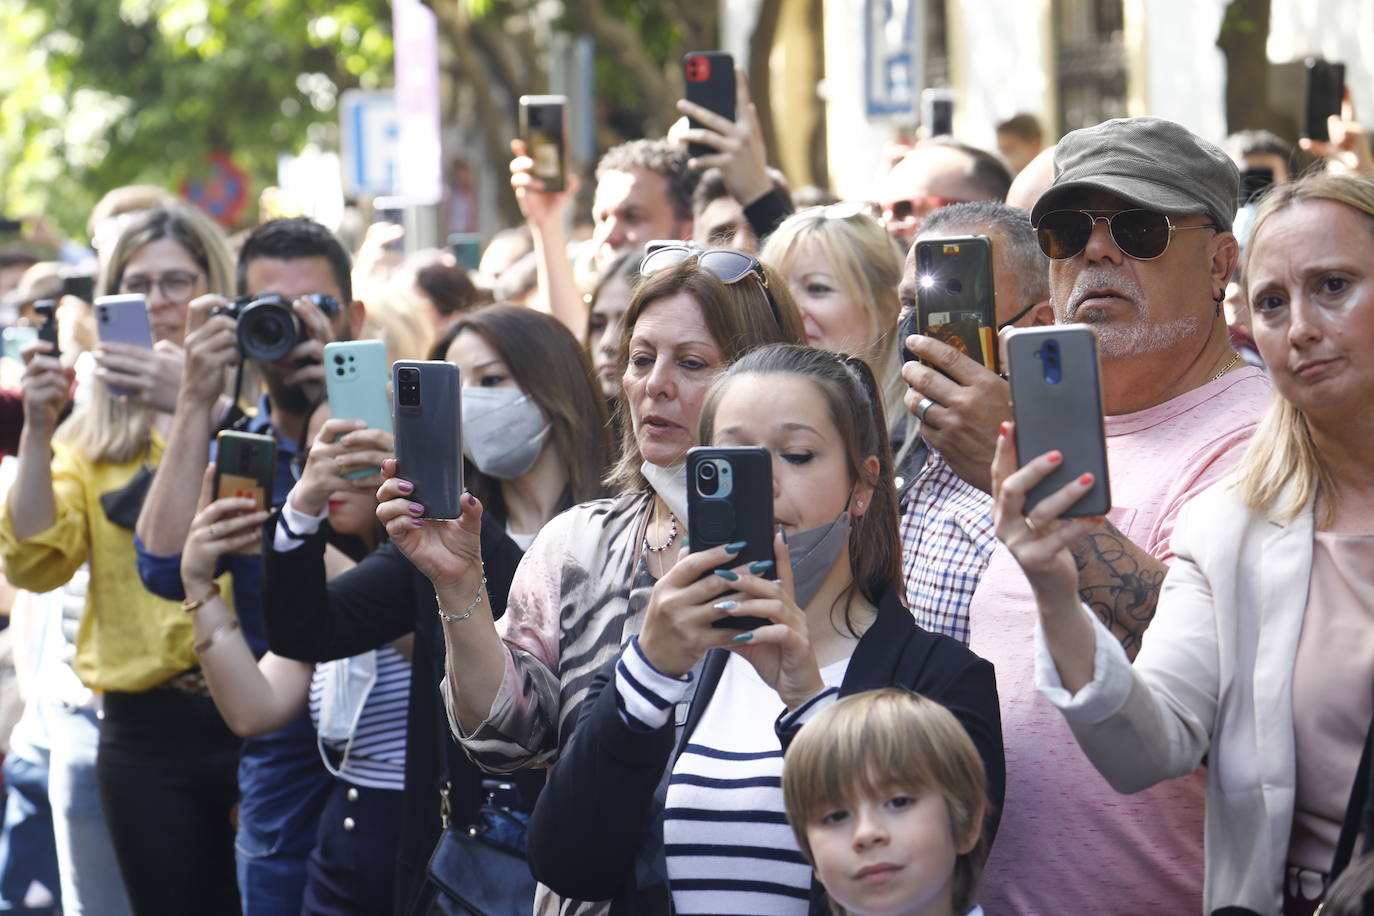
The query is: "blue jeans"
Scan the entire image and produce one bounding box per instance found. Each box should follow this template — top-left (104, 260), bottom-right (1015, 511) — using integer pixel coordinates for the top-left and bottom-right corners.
top-left (45, 701), bottom-right (131, 916)
top-left (0, 754), bottom-right (59, 913)
top-left (235, 845), bottom-right (310, 916)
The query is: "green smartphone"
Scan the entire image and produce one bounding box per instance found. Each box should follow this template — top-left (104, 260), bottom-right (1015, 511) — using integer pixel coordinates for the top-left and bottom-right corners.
top-left (324, 340), bottom-right (393, 479)
top-left (215, 431), bottom-right (277, 511)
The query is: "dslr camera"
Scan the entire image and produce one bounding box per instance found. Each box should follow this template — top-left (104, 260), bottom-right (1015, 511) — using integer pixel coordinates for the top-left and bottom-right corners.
top-left (213, 293), bottom-right (340, 362)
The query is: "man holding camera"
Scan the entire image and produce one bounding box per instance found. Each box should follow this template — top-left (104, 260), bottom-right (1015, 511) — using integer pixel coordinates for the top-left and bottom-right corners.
top-left (135, 217), bottom-right (366, 914)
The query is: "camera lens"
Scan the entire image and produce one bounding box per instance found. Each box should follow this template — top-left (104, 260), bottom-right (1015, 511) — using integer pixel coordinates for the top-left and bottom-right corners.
top-left (700, 464), bottom-right (716, 479)
top-left (334, 354), bottom-right (345, 365)
top-left (237, 298), bottom-right (299, 362)
top-left (398, 368), bottom-right (421, 407)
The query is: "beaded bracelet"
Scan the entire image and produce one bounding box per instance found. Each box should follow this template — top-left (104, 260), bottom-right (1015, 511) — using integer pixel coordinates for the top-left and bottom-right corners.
top-left (437, 576), bottom-right (487, 623)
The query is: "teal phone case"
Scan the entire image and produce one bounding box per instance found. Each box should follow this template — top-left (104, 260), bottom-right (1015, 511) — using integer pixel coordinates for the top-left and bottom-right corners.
top-left (324, 340), bottom-right (394, 479)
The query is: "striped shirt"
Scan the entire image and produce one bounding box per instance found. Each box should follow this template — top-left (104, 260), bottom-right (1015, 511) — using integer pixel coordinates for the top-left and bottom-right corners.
top-left (309, 644), bottom-right (410, 791)
top-left (899, 449), bottom-right (996, 645)
top-left (616, 639), bottom-right (845, 915)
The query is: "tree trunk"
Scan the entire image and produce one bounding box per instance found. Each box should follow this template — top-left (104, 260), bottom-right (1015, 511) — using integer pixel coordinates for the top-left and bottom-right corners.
top-left (1216, 0), bottom-right (1286, 136)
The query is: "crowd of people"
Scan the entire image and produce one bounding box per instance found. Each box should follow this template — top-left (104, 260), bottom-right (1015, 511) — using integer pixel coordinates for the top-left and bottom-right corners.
top-left (2, 69), bottom-right (1374, 916)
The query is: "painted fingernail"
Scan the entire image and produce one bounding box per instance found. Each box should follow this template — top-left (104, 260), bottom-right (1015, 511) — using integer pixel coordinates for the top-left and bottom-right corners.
top-left (1047, 451), bottom-right (1063, 464)
top-left (410, 518), bottom-right (424, 527)
top-left (408, 502), bottom-right (424, 515)
top-left (397, 481), bottom-right (413, 493)
top-left (778, 524), bottom-right (788, 544)
top-left (749, 560), bottom-right (774, 575)
top-left (730, 632), bottom-right (754, 643)
top-left (999, 421), bottom-right (1011, 435)
top-left (681, 536), bottom-right (690, 548)
top-left (714, 569), bottom-right (739, 582)
top-left (713, 600), bottom-right (738, 611)
top-left (1078, 473), bottom-right (1094, 485)
top-left (724, 541), bottom-right (747, 553)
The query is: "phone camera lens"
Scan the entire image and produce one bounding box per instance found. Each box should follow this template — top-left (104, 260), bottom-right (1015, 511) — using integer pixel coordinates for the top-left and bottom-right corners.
top-left (334, 355), bottom-right (344, 365)
top-left (700, 464), bottom-right (716, 479)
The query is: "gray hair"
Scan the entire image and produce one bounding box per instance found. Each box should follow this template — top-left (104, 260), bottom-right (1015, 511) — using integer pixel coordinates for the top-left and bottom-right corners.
top-left (920, 200), bottom-right (1049, 303)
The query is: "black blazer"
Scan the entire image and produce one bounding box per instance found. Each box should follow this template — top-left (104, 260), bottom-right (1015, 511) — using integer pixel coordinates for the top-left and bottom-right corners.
top-left (260, 511), bottom-right (537, 916)
top-left (526, 586), bottom-right (1005, 915)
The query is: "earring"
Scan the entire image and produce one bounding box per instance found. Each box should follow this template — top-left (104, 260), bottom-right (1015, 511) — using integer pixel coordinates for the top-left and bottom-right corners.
top-left (856, 500), bottom-right (864, 509)
top-left (1213, 289), bottom-right (1224, 318)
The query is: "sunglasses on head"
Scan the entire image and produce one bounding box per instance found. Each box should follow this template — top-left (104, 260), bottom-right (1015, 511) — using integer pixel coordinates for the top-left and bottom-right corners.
top-left (639, 245), bottom-right (781, 326)
top-left (1034, 209), bottom-right (1216, 261)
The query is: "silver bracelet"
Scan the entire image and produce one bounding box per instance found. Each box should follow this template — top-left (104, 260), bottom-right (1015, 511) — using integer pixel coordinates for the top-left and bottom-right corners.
top-left (437, 576), bottom-right (486, 623)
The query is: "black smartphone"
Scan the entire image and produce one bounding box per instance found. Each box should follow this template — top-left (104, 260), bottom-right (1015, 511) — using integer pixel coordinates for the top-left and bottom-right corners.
top-left (683, 52), bottom-right (735, 160)
top-left (0, 218), bottom-right (22, 234)
top-left (519, 95), bottom-right (568, 193)
top-left (1304, 58), bottom-right (1345, 142)
top-left (33, 299), bottom-right (59, 359)
top-left (915, 235), bottom-right (999, 374)
top-left (392, 360), bottom-right (463, 520)
top-left (60, 272), bottom-right (95, 303)
top-left (922, 88), bottom-right (955, 137)
top-left (687, 446), bottom-right (774, 631)
top-left (1005, 325), bottom-right (1110, 518)
top-left (1239, 166), bottom-right (1275, 207)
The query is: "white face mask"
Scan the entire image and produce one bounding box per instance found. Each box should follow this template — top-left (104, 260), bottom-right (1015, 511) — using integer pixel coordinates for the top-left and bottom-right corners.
top-left (315, 650), bottom-right (377, 778)
top-left (461, 387), bottom-right (552, 481)
top-left (640, 459), bottom-right (688, 521)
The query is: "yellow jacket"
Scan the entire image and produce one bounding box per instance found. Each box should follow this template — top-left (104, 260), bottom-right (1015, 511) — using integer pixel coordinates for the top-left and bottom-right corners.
top-left (0, 431), bottom-right (230, 692)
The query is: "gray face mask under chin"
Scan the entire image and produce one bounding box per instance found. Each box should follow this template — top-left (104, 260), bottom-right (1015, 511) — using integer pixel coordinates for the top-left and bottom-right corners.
top-left (786, 510), bottom-right (853, 609)
top-left (461, 387), bottom-right (551, 481)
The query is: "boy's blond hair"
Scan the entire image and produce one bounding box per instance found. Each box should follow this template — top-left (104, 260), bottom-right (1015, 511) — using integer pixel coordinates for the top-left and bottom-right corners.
top-left (782, 688), bottom-right (988, 915)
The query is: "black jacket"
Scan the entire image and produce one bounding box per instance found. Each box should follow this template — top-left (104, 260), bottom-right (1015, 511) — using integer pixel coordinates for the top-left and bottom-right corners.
top-left (526, 586), bottom-right (1005, 915)
top-left (260, 511), bottom-right (539, 916)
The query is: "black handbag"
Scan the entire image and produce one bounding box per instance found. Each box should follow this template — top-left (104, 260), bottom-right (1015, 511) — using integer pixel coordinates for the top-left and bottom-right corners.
top-left (426, 780), bottom-right (537, 916)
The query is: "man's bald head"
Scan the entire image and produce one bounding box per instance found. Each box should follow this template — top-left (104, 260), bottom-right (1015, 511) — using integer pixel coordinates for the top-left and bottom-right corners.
top-left (879, 139), bottom-right (1011, 251)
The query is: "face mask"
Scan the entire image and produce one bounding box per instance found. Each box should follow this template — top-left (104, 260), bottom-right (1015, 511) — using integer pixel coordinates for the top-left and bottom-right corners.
top-left (315, 650), bottom-right (377, 778)
top-left (462, 387), bottom-right (552, 481)
top-left (640, 460), bottom-right (689, 522)
top-left (787, 510), bottom-right (853, 608)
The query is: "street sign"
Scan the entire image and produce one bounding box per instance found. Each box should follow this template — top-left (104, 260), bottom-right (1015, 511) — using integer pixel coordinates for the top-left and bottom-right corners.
top-left (865, 0), bottom-right (921, 118)
top-left (393, 0), bottom-right (443, 206)
top-left (340, 89), bottom-right (399, 197)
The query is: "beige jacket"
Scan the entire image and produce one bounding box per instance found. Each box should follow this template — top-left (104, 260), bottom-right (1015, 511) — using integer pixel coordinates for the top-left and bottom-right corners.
top-left (1036, 478), bottom-right (1315, 916)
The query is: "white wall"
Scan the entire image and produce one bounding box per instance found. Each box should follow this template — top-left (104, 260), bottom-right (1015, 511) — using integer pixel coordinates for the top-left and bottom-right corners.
top-left (822, 0), bottom-right (903, 200)
top-left (952, 0), bottom-right (1050, 150)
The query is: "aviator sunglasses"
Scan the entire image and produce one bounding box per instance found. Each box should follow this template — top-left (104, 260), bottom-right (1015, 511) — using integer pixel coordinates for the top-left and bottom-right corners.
top-left (640, 245), bottom-right (781, 325)
top-left (1035, 209), bottom-right (1216, 261)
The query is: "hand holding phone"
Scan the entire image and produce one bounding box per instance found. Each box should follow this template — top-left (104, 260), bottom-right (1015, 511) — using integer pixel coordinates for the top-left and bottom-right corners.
top-left (518, 95), bottom-right (568, 193)
top-left (325, 340), bottom-right (393, 479)
top-left (682, 52), bottom-right (737, 161)
top-left (915, 235), bottom-right (999, 375)
top-left (214, 431), bottom-right (277, 555)
top-left (1005, 326), bottom-right (1110, 518)
top-left (687, 446), bottom-right (775, 630)
top-left (94, 294), bottom-right (154, 397)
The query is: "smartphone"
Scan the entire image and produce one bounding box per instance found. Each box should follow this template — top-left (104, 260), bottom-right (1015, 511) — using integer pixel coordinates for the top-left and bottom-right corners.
top-left (683, 52), bottom-right (736, 160)
top-left (915, 235), bottom-right (999, 374)
top-left (60, 272), bottom-right (95, 303)
top-left (325, 340), bottom-right (393, 479)
top-left (2, 326), bottom-right (37, 364)
top-left (1005, 325), bottom-right (1110, 518)
top-left (93, 294), bottom-right (154, 397)
top-left (0, 218), bottom-right (22, 234)
top-left (922, 88), bottom-right (955, 137)
top-left (392, 360), bottom-right (463, 520)
top-left (518, 95), bottom-right (568, 193)
top-left (33, 300), bottom-right (59, 360)
top-left (215, 431), bottom-right (277, 512)
top-left (898, 308), bottom-right (919, 365)
top-left (1303, 58), bottom-right (1345, 142)
top-left (687, 446), bottom-right (775, 631)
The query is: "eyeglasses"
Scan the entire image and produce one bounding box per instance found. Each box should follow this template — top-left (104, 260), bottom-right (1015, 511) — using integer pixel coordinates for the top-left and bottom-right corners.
top-left (1034, 209), bottom-right (1216, 261)
top-left (996, 301), bottom-right (1039, 332)
top-left (120, 270), bottom-right (203, 304)
top-left (640, 245), bottom-right (781, 326)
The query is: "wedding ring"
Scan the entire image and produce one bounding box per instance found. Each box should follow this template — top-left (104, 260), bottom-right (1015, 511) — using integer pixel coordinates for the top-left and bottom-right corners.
top-left (1024, 517), bottom-right (1040, 536)
top-left (916, 397), bottom-right (935, 422)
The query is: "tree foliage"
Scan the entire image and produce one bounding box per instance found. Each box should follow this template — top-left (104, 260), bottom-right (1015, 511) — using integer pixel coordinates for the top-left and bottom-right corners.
top-left (0, 0), bottom-right (393, 238)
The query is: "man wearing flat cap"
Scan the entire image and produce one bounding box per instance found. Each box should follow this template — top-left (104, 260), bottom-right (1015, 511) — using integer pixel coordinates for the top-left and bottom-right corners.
top-left (908, 117), bottom-right (1274, 913)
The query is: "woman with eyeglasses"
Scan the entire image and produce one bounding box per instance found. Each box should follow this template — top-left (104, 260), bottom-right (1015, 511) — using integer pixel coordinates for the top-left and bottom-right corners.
top-left (760, 204), bottom-right (908, 439)
top-left (258, 304), bottom-right (610, 914)
top-left (376, 253), bottom-right (804, 805)
top-left (524, 344), bottom-right (1004, 915)
top-left (994, 171), bottom-right (1374, 915)
top-left (0, 203), bottom-right (242, 915)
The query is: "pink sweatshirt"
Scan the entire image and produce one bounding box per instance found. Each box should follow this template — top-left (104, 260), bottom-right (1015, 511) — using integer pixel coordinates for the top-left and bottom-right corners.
top-left (972, 367), bottom-right (1271, 915)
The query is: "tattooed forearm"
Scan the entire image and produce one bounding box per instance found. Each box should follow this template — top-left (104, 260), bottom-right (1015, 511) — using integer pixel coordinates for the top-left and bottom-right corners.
top-left (1069, 520), bottom-right (1168, 659)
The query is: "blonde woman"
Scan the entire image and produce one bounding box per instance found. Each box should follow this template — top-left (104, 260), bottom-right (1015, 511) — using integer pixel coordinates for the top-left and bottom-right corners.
top-left (992, 170), bottom-right (1374, 914)
top-left (761, 203), bottom-right (907, 437)
top-left (0, 202), bottom-right (243, 915)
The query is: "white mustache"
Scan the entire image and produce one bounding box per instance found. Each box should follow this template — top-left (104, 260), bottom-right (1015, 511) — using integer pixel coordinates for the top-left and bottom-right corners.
top-left (1063, 267), bottom-right (1147, 320)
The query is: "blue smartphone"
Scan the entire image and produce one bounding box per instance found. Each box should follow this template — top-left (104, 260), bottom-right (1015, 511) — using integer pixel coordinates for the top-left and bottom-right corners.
top-left (324, 340), bottom-right (393, 479)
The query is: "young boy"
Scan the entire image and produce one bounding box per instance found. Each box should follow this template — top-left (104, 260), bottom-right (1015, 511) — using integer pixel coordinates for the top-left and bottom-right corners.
top-left (782, 688), bottom-right (989, 916)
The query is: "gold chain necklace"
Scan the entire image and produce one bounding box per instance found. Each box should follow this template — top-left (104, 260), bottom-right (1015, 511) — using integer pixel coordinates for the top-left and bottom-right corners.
top-left (1212, 351), bottom-right (1241, 381)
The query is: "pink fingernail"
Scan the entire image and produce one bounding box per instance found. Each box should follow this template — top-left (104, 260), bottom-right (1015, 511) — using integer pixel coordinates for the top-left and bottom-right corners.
top-left (411, 517), bottom-right (424, 527)
top-left (1047, 451), bottom-right (1062, 464)
top-left (408, 502), bottom-right (424, 515)
top-left (397, 481), bottom-right (413, 493)
top-left (1078, 473), bottom-right (1094, 486)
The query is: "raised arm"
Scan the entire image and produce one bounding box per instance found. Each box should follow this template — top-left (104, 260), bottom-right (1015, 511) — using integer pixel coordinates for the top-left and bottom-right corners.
top-left (8, 341), bottom-right (71, 542)
top-left (509, 139), bottom-right (586, 337)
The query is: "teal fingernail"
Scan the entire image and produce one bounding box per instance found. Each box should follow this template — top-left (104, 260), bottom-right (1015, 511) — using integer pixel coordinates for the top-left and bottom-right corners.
top-left (714, 569), bottom-right (739, 582)
top-left (713, 600), bottom-right (738, 611)
top-left (779, 524), bottom-right (788, 544)
top-left (730, 632), bottom-right (754, 643)
top-left (748, 560), bottom-right (774, 575)
top-left (724, 540), bottom-right (747, 553)
top-left (681, 536), bottom-right (690, 547)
